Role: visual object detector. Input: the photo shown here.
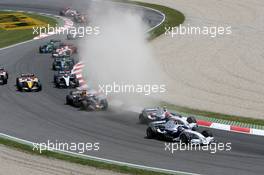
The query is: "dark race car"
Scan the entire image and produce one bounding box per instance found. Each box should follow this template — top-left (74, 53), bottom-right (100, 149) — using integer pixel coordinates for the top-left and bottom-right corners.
top-left (52, 57), bottom-right (75, 71)
top-left (16, 73), bottom-right (42, 92)
top-left (73, 14), bottom-right (88, 24)
top-left (66, 89), bottom-right (108, 111)
top-left (39, 40), bottom-right (61, 53)
top-left (0, 67), bottom-right (8, 85)
top-left (146, 119), bottom-right (214, 144)
top-left (54, 70), bottom-right (79, 88)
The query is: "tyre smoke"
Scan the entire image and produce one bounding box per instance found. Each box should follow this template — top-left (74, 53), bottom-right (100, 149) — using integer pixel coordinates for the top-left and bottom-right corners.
top-left (79, 1), bottom-right (166, 107)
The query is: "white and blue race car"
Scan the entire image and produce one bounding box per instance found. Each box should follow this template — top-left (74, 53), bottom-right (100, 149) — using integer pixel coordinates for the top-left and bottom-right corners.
top-left (54, 70), bottom-right (79, 88)
top-left (146, 119), bottom-right (214, 145)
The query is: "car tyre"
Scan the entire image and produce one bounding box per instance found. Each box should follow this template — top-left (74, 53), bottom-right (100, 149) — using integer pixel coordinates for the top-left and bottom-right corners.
top-left (66, 95), bottom-right (73, 105)
top-left (201, 130), bottom-right (213, 137)
top-left (3, 78), bottom-right (7, 84)
top-left (139, 113), bottom-right (145, 124)
top-left (187, 116), bottom-right (197, 123)
top-left (80, 100), bottom-right (89, 110)
top-left (180, 132), bottom-right (190, 144)
top-left (100, 99), bottom-right (108, 111)
top-left (146, 127), bottom-right (154, 139)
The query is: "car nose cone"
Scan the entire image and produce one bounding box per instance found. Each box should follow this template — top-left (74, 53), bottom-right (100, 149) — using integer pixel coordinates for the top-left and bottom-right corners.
top-left (27, 82), bottom-right (33, 88)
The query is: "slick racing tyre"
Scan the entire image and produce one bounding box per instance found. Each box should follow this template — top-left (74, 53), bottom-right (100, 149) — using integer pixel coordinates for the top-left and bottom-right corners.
top-left (66, 95), bottom-right (73, 105)
top-left (80, 100), bottom-right (90, 111)
top-left (139, 113), bottom-right (145, 124)
top-left (37, 84), bottom-right (42, 92)
top-left (146, 127), bottom-right (155, 139)
top-left (180, 132), bottom-right (191, 144)
top-left (187, 116), bottom-right (197, 123)
top-left (100, 99), bottom-right (108, 111)
top-left (3, 78), bottom-right (7, 84)
top-left (201, 130), bottom-right (213, 137)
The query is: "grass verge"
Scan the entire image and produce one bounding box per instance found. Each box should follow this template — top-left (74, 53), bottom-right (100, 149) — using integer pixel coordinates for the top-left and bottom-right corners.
top-left (162, 102), bottom-right (264, 126)
top-left (0, 137), bottom-right (184, 175)
top-left (0, 11), bottom-right (57, 48)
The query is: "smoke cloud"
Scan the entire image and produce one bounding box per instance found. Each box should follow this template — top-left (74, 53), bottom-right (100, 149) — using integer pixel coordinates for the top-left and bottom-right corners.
top-left (79, 1), bottom-right (166, 107)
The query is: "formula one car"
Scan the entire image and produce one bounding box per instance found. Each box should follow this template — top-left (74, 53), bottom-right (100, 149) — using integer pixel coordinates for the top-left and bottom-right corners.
top-left (67, 33), bottom-right (84, 40)
top-left (139, 107), bottom-right (197, 128)
top-left (52, 57), bottom-right (75, 71)
top-left (66, 89), bottom-right (108, 111)
top-left (16, 73), bottom-right (42, 92)
top-left (54, 70), bottom-right (79, 88)
top-left (73, 14), bottom-right (88, 24)
top-left (39, 40), bottom-right (61, 53)
top-left (146, 119), bottom-right (214, 144)
top-left (52, 44), bottom-right (77, 58)
top-left (59, 8), bottom-right (79, 17)
top-left (0, 67), bottom-right (8, 85)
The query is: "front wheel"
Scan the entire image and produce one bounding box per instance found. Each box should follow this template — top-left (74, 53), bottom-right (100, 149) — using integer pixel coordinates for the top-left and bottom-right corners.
top-left (201, 130), bottom-right (213, 137)
top-left (37, 84), bottom-right (42, 92)
top-left (146, 127), bottom-right (155, 139)
top-left (100, 99), bottom-right (108, 111)
top-left (66, 95), bottom-right (73, 105)
top-left (80, 100), bottom-right (89, 110)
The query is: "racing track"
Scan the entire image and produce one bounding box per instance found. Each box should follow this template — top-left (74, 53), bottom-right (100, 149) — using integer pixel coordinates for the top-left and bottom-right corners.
top-left (0, 1), bottom-right (263, 175)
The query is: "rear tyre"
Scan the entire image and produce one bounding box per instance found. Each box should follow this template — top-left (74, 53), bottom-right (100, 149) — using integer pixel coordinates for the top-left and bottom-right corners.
top-left (180, 132), bottom-right (190, 144)
top-left (187, 116), bottom-right (197, 123)
top-left (139, 113), bottom-right (145, 124)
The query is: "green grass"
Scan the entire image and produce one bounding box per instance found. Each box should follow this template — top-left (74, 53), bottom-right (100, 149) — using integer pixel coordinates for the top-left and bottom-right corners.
top-left (0, 11), bottom-right (57, 48)
top-left (0, 137), bottom-right (184, 175)
top-left (162, 102), bottom-right (264, 126)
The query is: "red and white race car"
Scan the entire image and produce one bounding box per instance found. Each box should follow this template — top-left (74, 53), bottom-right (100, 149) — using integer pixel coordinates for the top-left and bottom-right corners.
top-left (59, 7), bottom-right (79, 17)
top-left (52, 43), bottom-right (77, 58)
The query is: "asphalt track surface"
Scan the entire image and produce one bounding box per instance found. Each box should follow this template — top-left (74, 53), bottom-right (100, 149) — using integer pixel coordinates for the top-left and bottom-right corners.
top-left (0, 1), bottom-right (263, 175)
